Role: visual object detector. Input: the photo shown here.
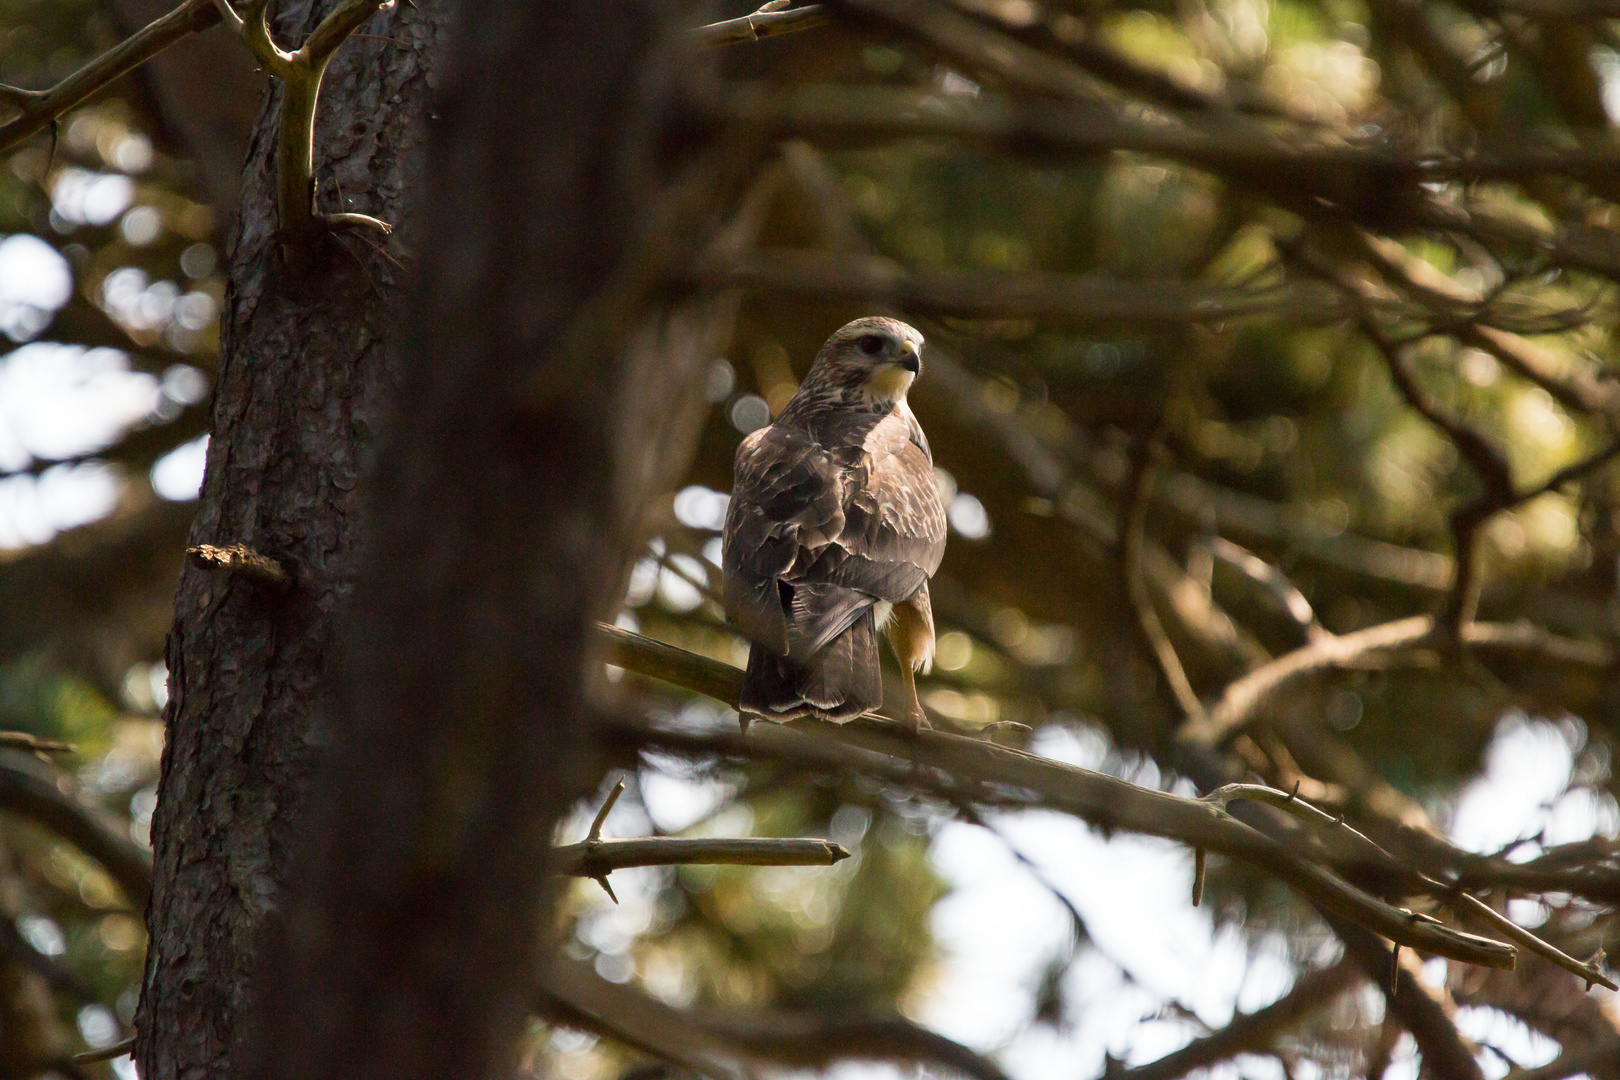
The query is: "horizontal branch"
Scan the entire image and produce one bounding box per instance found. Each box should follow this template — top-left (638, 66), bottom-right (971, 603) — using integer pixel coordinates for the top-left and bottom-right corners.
top-left (0, 0), bottom-right (220, 154)
top-left (712, 81), bottom-right (1620, 193)
top-left (554, 837), bottom-right (849, 875)
top-left (596, 625), bottom-right (1518, 970)
top-left (692, 3), bottom-right (829, 45)
top-left (692, 248), bottom-right (1337, 325)
top-left (0, 732), bottom-right (75, 754)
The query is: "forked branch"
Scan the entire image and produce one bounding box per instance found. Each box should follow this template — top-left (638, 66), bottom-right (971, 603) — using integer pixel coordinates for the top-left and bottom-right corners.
top-left (213, 0), bottom-right (392, 267)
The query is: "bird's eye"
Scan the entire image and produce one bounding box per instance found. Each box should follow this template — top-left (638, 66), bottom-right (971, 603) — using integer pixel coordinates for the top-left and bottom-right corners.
top-left (856, 334), bottom-right (885, 356)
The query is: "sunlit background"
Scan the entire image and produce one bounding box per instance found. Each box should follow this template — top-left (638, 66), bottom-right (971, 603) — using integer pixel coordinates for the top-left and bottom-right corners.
top-left (2, 0), bottom-right (1620, 1076)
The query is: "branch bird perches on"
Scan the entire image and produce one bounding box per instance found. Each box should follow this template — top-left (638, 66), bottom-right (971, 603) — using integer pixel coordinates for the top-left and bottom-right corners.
top-left (597, 621), bottom-right (1620, 989)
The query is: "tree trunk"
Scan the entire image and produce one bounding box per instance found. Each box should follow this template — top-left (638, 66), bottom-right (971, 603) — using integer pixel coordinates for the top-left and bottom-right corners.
top-left (134, 4), bottom-right (446, 1077)
top-left (242, 2), bottom-right (720, 1074)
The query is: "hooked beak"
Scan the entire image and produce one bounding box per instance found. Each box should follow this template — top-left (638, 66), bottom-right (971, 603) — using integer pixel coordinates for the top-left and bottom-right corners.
top-left (897, 339), bottom-right (922, 374)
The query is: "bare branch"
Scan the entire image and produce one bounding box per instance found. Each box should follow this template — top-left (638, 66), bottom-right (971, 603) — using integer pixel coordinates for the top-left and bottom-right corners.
top-left (0, 733), bottom-right (75, 754)
top-left (211, 0), bottom-right (388, 266)
top-left (72, 1037), bottom-right (136, 1065)
top-left (693, 248), bottom-right (1337, 325)
top-left (585, 776), bottom-right (625, 843)
top-left (691, 3), bottom-right (829, 46)
top-left (713, 81), bottom-right (1620, 195)
top-left (832, 0), bottom-right (1108, 102)
top-left (1182, 614), bottom-right (1611, 749)
top-left (1183, 615), bottom-right (1434, 747)
top-left (0, 0), bottom-right (221, 155)
top-left (1458, 324), bottom-right (1620, 418)
top-left (302, 0), bottom-right (389, 64)
top-left (1120, 438), bottom-right (1207, 724)
top-left (555, 837), bottom-right (851, 874)
top-left (1449, 893), bottom-right (1616, 990)
top-left (1207, 536), bottom-right (1328, 643)
top-left (597, 625), bottom-right (1519, 970)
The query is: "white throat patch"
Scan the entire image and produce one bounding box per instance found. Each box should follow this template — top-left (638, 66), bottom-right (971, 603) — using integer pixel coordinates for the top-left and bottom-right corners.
top-left (860, 365), bottom-right (915, 407)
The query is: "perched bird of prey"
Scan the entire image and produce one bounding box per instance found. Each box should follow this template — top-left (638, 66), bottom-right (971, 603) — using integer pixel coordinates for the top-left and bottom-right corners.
top-left (722, 317), bottom-right (947, 731)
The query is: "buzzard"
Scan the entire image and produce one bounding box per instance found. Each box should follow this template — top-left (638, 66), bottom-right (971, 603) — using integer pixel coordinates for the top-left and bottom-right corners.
top-left (722, 317), bottom-right (947, 731)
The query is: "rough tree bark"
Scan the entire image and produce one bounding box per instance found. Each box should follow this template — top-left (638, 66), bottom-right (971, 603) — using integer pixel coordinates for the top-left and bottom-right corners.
top-left (243, 3), bottom-right (727, 1077)
top-left (134, 3), bottom-right (447, 1077)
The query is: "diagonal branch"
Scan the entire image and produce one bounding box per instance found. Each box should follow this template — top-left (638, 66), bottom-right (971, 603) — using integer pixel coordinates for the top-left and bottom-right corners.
top-left (691, 2), bottom-right (830, 46)
top-left (0, 0), bottom-right (221, 155)
top-left (1120, 436), bottom-right (1207, 725)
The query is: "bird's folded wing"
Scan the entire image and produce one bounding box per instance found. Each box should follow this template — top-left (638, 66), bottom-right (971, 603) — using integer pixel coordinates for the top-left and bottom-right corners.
top-left (723, 426), bottom-right (847, 656)
top-left (723, 416), bottom-right (947, 661)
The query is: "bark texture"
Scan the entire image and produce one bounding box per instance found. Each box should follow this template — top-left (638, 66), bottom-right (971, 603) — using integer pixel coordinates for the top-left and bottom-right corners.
top-left (134, 4), bottom-right (446, 1078)
top-left (244, 4), bottom-right (690, 1077)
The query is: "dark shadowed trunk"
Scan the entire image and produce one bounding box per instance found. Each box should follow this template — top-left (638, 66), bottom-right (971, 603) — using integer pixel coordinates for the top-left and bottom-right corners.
top-left (135, 3), bottom-right (446, 1077)
top-left (244, 3), bottom-right (729, 1077)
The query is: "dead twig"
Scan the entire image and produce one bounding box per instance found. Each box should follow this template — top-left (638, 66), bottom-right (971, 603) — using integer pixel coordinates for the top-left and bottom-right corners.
top-left (188, 543), bottom-right (292, 589)
top-left (564, 774), bottom-right (849, 901)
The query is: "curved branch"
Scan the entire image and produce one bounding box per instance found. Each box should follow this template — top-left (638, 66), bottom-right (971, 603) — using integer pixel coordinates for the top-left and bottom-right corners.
top-left (0, 752), bottom-right (152, 909)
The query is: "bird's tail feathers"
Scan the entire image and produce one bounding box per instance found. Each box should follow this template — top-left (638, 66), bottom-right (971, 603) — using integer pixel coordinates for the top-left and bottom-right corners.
top-left (741, 608), bottom-right (880, 723)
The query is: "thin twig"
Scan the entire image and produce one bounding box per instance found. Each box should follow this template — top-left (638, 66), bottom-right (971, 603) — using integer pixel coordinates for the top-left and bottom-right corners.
top-left (586, 776), bottom-right (625, 842)
top-left (0, 732), bottom-right (75, 754)
top-left (72, 1036), bottom-right (136, 1065)
top-left (1119, 435), bottom-right (1207, 724)
top-left (556, 837), bottom-right (851, 875)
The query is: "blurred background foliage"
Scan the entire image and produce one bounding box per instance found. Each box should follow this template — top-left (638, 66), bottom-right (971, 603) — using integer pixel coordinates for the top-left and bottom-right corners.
top-left (1, 0), bottom-right (1619, 1076)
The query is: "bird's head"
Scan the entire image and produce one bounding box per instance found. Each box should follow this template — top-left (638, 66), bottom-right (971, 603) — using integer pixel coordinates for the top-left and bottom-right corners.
top-left (802, 317), bottom-right (925, 410)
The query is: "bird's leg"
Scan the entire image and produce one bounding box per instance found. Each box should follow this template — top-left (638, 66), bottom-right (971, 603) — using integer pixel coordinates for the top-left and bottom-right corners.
top-left (896, 661), bottom-right (929, 734)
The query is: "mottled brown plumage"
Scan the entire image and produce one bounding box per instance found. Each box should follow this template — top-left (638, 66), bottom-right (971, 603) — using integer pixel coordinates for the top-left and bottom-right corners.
top-left (722, 317), bottom-right (947, 730)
